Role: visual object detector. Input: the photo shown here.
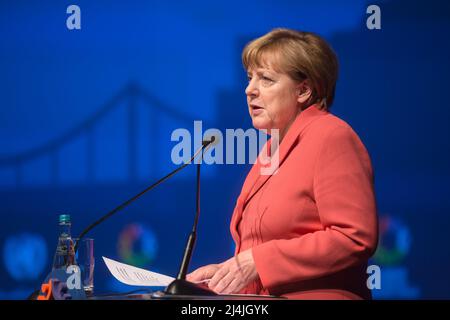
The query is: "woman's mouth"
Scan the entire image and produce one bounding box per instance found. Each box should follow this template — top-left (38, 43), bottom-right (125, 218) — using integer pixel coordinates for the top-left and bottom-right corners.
top-left (251, 105), bottom-right (264, 116)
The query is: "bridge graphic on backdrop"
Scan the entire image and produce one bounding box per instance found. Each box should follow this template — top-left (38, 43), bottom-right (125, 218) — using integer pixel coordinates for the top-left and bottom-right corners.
top-left (0, 82), bottom-right (193, 188)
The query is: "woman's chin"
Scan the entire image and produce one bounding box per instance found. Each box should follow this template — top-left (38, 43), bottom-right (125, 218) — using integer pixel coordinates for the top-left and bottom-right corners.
top-left (251, 118), bottom-right (270, 131)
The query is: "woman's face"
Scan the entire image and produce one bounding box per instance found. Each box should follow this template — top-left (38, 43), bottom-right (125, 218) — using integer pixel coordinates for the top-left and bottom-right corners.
top-left (245, 61), bottom-right (308, 140)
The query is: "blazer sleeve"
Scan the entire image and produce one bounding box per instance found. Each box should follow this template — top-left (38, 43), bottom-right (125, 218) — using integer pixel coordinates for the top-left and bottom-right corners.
top-left (251, 124), bottom-right (378, 290)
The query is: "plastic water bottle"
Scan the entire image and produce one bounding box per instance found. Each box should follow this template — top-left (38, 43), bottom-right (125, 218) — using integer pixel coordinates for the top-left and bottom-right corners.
top-left (52, 214), bottom-right (77, 270)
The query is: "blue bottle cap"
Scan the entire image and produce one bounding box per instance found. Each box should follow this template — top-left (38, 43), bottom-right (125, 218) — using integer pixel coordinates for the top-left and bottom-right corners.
top-left (59, 214), bottom-right (71, 223)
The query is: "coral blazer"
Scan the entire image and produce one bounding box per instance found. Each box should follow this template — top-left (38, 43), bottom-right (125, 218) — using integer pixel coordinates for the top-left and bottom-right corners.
top-left (230, 104), bottom-right (378, 299)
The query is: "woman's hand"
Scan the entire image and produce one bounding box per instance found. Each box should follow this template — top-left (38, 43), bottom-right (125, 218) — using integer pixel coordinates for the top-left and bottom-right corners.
top-left (187, 263), bottom-right (222, 283)
top-left (207, 249), bottom-right (259, 294)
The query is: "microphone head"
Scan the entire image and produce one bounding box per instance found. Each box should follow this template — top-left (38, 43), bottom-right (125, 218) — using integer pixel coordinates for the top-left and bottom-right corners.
top-left (202, 134), bottom-right (220, 146)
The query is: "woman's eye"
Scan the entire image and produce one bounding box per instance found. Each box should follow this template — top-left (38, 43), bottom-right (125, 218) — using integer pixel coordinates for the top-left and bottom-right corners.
top-left (262, 76), bottom-right (274, 83)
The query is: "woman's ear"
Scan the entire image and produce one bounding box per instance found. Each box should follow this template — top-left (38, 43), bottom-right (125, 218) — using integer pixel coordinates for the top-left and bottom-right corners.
top-left (296, 80), bottom-right (312, 104)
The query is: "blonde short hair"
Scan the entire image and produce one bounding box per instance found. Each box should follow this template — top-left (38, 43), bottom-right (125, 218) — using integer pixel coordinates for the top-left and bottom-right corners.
top-left (242, 28), bottom-right (339, 110)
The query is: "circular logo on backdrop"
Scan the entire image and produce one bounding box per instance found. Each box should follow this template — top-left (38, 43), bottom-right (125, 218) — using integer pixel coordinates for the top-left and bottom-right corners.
top-left (2, 233), bottom-right (48, 281)
top-left (117, 223), bottom-right (158, 267)
top-left (373, 215), bottom-right (412, 266)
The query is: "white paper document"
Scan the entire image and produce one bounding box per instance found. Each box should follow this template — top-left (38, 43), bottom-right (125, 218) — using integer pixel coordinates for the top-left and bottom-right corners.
top-left (103, 256), bottom-right (175, 287)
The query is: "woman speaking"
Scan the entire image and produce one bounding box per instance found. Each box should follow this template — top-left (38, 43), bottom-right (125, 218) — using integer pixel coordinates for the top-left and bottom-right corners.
top-left (188, 28), bottom-right (378, 300)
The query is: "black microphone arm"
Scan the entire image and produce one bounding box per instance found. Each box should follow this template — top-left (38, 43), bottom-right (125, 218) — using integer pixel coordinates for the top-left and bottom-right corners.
top-left (74, 136), bottom-right (216, 253)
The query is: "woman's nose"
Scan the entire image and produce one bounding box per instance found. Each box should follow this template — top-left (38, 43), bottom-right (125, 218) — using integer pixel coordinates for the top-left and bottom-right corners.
top-left (245, 79), bottom-right (259, 97)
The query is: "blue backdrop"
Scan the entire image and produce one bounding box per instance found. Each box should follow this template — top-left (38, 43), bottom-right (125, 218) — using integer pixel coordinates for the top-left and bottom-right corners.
top-left (1, 0), bottom-right (449, 299)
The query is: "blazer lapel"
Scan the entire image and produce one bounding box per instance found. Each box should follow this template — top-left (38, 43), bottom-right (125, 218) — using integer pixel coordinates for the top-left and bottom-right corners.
top-left (243, 104), bottom-right (328, 207)
top-left (230, 104), bottom-right (328, 247)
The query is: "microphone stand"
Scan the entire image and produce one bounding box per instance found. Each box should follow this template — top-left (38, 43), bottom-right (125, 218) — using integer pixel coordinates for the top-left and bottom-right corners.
top-left (164, 146), bottom-right (217, 296)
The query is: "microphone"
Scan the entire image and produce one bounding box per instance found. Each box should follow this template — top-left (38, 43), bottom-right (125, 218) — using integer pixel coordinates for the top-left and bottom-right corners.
top-left (74, 135), bottom-right (218, 253)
